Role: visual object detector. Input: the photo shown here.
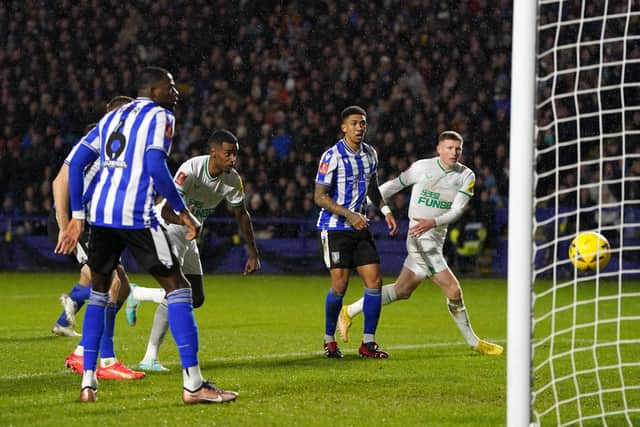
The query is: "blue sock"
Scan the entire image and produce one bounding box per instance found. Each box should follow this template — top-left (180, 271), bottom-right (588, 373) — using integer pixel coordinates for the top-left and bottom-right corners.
top-left (82, 290), bottom-right (109, 371)
top-left (56, 283), bottom-right (92, 327)
top-left (324, 288), bottom-right (343, 337)
top-left (99, 301), bottom-right (122, 359)
top-left (363, 288), bottom-right (382, 335)
top-left (167, 288), bottom-right (199, 369)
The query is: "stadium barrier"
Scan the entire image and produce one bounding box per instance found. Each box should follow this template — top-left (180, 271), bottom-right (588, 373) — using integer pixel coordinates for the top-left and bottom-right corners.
top-left (0, 210), bottom-right (637, 274)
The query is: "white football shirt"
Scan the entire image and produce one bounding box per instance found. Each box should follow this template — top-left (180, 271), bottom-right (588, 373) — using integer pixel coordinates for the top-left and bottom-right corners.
top-left (380, 157), bottom-right (475, 250)
top-left (171, 155), bottom-right (245, 223)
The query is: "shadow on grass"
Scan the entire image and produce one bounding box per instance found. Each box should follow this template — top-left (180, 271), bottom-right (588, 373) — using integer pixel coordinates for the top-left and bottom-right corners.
top-left (196, 347), bottom-right (460, 371)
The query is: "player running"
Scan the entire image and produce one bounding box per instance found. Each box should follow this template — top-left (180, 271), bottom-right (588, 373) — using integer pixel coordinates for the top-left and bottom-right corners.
top-left (125, 129), bottom-right (260, 371)
top-left (338, 131), bottom-right (503, 356)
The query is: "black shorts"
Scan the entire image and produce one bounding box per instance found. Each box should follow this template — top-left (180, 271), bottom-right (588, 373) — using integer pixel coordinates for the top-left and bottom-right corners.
top-left (319, 229), bottom-right (380, 269)
top-left (47, 208), bottom-right (90, 265)
top-left (88, 225), bottom-right (180, 277)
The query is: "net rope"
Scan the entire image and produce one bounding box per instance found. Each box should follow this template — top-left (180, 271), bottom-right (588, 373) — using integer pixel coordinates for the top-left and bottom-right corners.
top-left (532, 1), bottom-right (640, 425)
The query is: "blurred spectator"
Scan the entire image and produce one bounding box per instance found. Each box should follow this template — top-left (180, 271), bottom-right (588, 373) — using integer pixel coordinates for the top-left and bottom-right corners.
top-left (0, 0), bottom-right (513, 232)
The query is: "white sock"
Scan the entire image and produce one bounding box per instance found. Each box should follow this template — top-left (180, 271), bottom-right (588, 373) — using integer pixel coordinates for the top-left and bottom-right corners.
top-left (142, 301), bottom-right (169, 361)
top-left (183, 365), bottom-right (204, 391)
top-left (347, 284), bottom-right (397, 318)
top-left (447, 298), bottom-right (479, 348)
top-left (381, 284), bottom-right (398, 305)
top-left (143, 344), bottom-right (160, 362)
top-left (81, 370), bottom-right (98, 390)
top-left (132, 286), bottom-right (166, 304)
top-left (73, 345), bottom-right (84, 356)
top-left (362, 333), bottom-right (375, 343)
top-left (324, 335), bottom-right (335, 344)
top-left (100, 357), bottom-right (116, 368)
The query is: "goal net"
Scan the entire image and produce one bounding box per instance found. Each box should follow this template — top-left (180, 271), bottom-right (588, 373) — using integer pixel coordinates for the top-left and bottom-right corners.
top-left (512, 0), bottom-right (640, 425)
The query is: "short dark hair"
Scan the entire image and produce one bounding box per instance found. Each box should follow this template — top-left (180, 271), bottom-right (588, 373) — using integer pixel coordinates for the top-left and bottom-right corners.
top-left (136, 66), bottom-right (170, 92)
top-left (106, 95), bottom-right (134, 112)
top-left (341, 105), bottom-right (367, 121)
top-left (439, 130), bottom-right (464, 144)
top-left (209, 129), bottom-right (238, 147)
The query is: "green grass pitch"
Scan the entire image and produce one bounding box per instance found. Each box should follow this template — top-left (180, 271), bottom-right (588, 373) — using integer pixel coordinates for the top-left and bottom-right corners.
top-left (0, 272), bottom-right (507, 426)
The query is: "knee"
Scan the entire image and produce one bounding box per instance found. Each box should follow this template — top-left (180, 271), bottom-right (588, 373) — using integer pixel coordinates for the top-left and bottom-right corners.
top-left (449, 286), bottom-right (462, 301)
top-left (395, 287), bottom-right (412, 300)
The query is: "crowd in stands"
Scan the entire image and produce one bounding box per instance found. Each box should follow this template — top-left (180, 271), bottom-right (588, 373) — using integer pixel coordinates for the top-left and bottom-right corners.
top-left (0, 0), bottom-right (513, 244)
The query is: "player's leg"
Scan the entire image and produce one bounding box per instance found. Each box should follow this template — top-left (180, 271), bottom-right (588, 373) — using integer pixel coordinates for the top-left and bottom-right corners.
top-left (127, 227), bottom-right (236, 403)
top-left (138, 273), bottom-right (200, 372)
top-left (139, 232), bottom-right (202, 371)
top-left (79, 226), bottom-right (124, 401)
top-left (138, 299), bottom-right (169, 371)
top-left (430, 268), bottom-right (503, 356)
top-left (320, 230), bottom-right (352, 358)
top-left (324, 268), bottom-right (349, 357)
top-left (125, 283), bottom-right (166, 326)
top-left (48, 208), bottom-right (89, 335)
top-left (353, 230), bottom-right (388, 358)
top-left (96, 266), bottom-right (145, 379)
top-left (338, 264), bottom-right (423, 342)
top-left (53, 273), bottom-right (90, 336)
top-left (355, 263), bottom-right (388, 358)
top-left (53, 265), bottom-right (91, 336)
top-left (126, 222), bottom-right (189, 326)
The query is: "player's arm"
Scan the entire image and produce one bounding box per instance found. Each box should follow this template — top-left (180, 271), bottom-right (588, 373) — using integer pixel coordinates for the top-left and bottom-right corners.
top-left (145, 149), bottom-right (200, 240)
top-left (159, 198), bottom-right (183, 225)
top-left (314, 183), bottom-right (368, 230)
top-left (232, 204), bottom-right (260, 274)
top-left (55, 143), bottom-right (97, 254)
top-left (367, 174), bottom-right (398, 236)
top-left (52, 164), bottom-right (70, 232)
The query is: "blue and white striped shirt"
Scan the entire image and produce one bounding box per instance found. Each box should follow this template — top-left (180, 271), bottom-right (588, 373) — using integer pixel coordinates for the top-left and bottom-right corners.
top-left (80, 98), bottom-right (176, 229)
top-left (63, 133), bottom-right (101, 211)
top-left (315, 139), bottom-right (379, 230)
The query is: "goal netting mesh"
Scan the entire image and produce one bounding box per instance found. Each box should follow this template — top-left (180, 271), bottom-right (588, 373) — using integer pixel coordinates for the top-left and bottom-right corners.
top-left (532, 0), bottom-right (640, 425)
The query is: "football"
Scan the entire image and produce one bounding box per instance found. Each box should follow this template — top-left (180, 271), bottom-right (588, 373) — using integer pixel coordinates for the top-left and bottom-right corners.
top-left (568, 232), bottom-right (611, 271)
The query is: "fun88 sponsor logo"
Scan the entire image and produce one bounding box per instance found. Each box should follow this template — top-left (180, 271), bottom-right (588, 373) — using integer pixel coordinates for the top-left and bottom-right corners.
top-left (417, 189), bottom-right (452, 209)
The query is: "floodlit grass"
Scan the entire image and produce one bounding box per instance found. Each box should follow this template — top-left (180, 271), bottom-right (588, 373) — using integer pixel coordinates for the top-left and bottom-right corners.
top-left (0, 272), bottom-right (507, 426)
top-left (532, 279), bottom-right (640, 426)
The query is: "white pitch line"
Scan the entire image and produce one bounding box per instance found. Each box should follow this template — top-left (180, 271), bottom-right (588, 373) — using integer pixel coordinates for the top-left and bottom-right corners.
top-left (0, 340), bottom-right (504, 381)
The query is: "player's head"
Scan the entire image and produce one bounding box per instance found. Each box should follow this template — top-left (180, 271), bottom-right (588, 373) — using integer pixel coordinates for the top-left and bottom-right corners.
top-left (136, 66), bottom-right (179, 110)
top-left (106, 95), bottom-right (134, 112)
top-left (208, 129), bottom-right (239, 174)
top-left (437, 130), bottom-right (464, 169)
top-left (340, 105), bottom-right (367, 145)
top-left (83, 96), bottom-right (134, 133)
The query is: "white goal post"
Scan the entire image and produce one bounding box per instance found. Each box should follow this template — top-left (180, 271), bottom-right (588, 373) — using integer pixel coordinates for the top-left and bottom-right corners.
top-left (509, 1), bottom-right (640, 426)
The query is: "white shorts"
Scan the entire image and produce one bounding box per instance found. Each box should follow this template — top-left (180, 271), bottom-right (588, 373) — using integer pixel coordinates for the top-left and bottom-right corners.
top-left (404, 238), bottom-right (448, 279)
top-left (165, 224), bottom-right (203, 276)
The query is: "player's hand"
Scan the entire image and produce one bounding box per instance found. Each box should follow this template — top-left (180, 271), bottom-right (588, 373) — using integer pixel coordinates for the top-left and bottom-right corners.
top-left (55, 218), bottom-right (84, 255)
top-left (179, 209), bottom-right (201, 241)
top-left (161, 201), bottom-right (183, 225)
top-left (243, 255), bottom-right (260, 275)
top-left (409, 218), bottom-right (436, 238)
top-left (385, 213), bottom-right (399, 236)
top-left (346, 211), bottom-right (369, 230)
